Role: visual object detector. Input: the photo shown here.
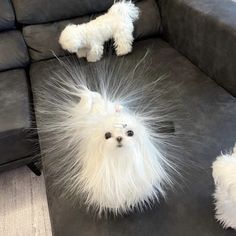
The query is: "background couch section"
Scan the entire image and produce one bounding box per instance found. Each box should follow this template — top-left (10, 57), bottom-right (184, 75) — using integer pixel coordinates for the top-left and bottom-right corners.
top-left (0, 0), bottom-right (236, 235)
top-left (0, 0), bottom-right (34, 172)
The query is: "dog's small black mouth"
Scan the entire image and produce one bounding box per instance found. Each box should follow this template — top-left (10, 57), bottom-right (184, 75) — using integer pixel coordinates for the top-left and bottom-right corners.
top-left (117, 144), bottom-right (123, 148)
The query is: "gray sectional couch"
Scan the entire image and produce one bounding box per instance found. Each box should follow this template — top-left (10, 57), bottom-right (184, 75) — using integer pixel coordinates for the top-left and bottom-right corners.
top-left (0, 0), bottom-right (236, 235)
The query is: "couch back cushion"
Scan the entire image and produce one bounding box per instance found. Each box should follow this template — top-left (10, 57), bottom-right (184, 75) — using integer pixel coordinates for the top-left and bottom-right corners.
top-left (0, 0), bottom-right (29, 72)
top-left (0, 0), bottom-right (15, 31)
top-left (12, 0), bottom-right (161, 62)
top-left (158, 0), bottom-right (236, 96)
top-left (12, 0), bottom-right (114, 24)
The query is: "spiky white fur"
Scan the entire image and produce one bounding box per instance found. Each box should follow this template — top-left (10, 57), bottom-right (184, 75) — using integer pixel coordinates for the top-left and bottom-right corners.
top-left (212, 145), bottom-right (236, 230)
top-left (59, 1), bottom-right (139, 62)
top-left (69, 90), bottom-right (171, 213)
top-left (36, 56), bottom-right (178, 216)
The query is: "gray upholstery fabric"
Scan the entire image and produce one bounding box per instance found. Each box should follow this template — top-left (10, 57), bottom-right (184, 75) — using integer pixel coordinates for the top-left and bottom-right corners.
top-left (1, 0), bottom-right (236, 232)
top-left (0, 31), bottom-right (29, 72)
top-left (134, 0), bottom-right (161, 38)
top-left (23, 0), bottom-right (161, 62)
top-left (23, 16), bottom-right (89, 62)
top-left (12, 0), bottom-right (114, 24)
top-left (0, 0), bottom-right (15, 31)
top-left (158, 0), bottom-right (236, 96)
top-left (0, 155), bottom-right (36, 172)
top-left (30, 38), bottom-right (236, 236)
top-left (0, 69), bottom-right (33, 165)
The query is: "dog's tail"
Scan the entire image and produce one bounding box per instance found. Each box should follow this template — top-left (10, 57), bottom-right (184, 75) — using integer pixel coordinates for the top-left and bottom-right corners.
top-left (109, 1), bottom-right (140, 21)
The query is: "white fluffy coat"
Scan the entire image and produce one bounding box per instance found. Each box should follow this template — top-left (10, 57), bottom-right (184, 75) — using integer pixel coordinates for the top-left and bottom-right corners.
top-left (36, 57), bottom-right (178, 216)
top-left (212, 145), bottom-right (236, 230)
top-left (59, 1), bottom-right (139, 62)
top-left (67, 89), bottom-right (170, 214)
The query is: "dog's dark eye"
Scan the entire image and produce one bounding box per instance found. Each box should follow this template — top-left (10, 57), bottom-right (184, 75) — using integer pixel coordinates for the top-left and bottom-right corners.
top-left (127, 130), bottom-right (134, 137)
top-left (105, 132), bottom-right (112, 139)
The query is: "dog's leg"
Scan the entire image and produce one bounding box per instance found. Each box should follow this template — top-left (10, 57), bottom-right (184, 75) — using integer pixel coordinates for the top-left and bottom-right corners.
top-left (76, 90), bottom-right (104, 114)
top-left (74, 90), bottom-right (106, 115)
top-left (90, 92), bottom-right (107, 114)
top-left (76, 48), bottom-right (88, 58)
top-left (86, 44), bottom-right (104, 62)
top-left (114, 27), bottom-right (134, 56)
top-left (75, 91), bottom-right (94, 114)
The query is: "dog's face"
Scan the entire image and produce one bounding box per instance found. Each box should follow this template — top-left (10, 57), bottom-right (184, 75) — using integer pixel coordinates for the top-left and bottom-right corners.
top-left (79, 111), bottom-right (146, 160)
top-left (78, 111), bottom-right (166, 213)
top-left (99, 114), bottom-right (142, 156)
top-left (59, 24), bottom-right (82, 53)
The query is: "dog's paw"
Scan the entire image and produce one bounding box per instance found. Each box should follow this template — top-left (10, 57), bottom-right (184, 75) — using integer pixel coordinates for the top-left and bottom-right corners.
top-left (116, 44), bottom-right (132, 56)
top-left (86, 45), bottom-right (104, 62)
top-left (86, 57), bottom-right (99, 62)
top-left (86, 53), bottom-right (102, 62)
top-left (76, 48), bottom-right (88, 58)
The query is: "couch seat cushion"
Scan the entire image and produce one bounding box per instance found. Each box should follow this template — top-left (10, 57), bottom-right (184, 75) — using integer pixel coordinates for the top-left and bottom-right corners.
top-left (0, 69), bottom-right (34, 165)
top-left (30, 38), bottom-right (236, 236)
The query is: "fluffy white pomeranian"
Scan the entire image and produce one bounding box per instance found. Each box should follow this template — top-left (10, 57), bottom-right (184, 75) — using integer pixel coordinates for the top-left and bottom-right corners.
top-left (36, 56), bottom-right (177, 216)
top-left (59, 1), bottom-right (139, 62)
top-left (212, 145), bottom-right (236, 230)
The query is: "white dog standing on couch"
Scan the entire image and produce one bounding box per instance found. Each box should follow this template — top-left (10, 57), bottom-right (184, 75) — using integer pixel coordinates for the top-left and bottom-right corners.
top-left (59, 1), bottom-right (139, 62)
top-left (212, 144), bottom-right (236, 230)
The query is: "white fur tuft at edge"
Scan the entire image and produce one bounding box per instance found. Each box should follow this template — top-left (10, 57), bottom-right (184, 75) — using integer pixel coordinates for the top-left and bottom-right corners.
top-left (212, 144), bottom-right (236, 230)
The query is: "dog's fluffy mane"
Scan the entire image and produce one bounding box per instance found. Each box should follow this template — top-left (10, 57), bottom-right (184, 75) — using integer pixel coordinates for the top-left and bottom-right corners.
top-left (35, 52), bottom-right (183, 216)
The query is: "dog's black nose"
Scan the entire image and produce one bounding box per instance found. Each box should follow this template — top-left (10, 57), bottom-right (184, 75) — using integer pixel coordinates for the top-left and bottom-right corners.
top-left (116, 136), bottom-right (123, 143)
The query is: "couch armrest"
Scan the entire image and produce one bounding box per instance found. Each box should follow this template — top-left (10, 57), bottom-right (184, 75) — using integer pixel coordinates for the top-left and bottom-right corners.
top-left (158, 0), bottom-right (236, 96)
